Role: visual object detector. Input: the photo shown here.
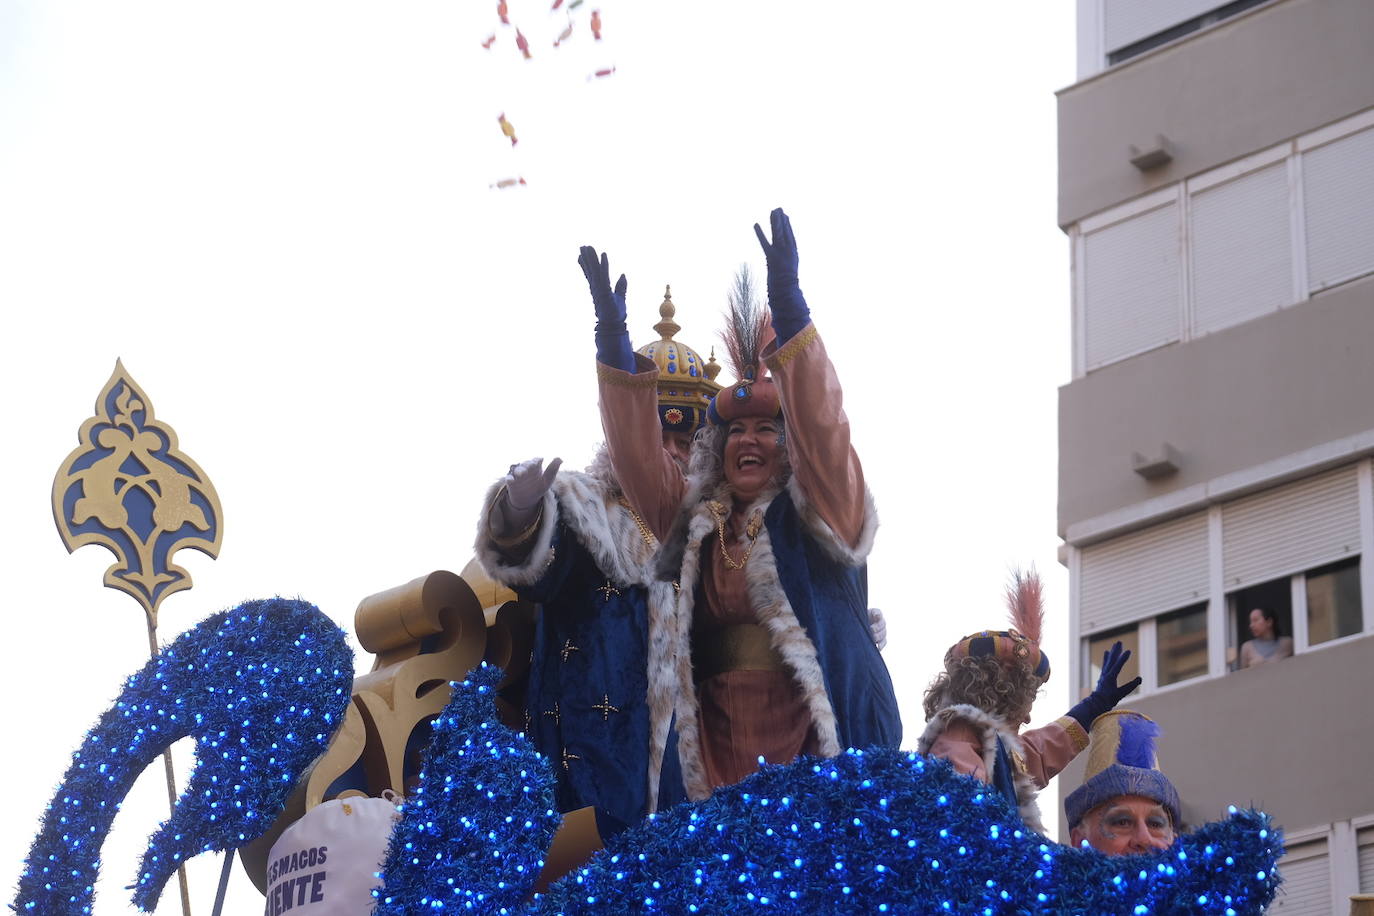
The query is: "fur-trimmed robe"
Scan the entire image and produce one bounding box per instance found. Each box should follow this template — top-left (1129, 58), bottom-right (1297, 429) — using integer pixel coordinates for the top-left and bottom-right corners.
top-left (599, 322), bottom-right (903, 800)
top-left (917, 704), bottom-right (1089, 834)
top-left (474, 469), bottom-right (686, 834)
top-left (653, 471), bottom-right (901, 800)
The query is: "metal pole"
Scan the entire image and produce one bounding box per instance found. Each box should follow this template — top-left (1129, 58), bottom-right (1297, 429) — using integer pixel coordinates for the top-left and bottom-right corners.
top-left (210, 848), bottom-right (235, 916)
top-left (147, 615), bottom-right (193, 916)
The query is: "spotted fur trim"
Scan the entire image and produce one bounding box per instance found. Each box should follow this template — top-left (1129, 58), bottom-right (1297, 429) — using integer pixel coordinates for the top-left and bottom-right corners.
top-left (784, 473), bottom-right (878, 566)
top-left (473, 470), bottom-right (657, 588)
top-left (917, 704), bottom-right (1046, 834)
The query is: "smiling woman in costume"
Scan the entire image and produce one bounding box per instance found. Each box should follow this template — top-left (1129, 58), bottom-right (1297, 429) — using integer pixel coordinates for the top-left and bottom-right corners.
top-left (582, 207), bottom-right (901, 798)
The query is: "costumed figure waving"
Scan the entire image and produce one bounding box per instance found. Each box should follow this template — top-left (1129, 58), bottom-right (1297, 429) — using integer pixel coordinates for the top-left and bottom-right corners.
top-left (475, 293), bottom-right (721, 837)
top-left (585, 207), bottom-right (901, 800)
top-left (918, 570), bottom-right (1141, 832)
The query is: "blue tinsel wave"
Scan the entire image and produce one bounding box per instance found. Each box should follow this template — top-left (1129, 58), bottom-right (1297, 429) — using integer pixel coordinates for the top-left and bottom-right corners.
top-left (11, 597), bottom-right (353, 915)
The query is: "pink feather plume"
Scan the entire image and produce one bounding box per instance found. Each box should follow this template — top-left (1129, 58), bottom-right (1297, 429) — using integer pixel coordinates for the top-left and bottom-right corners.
top-left (1005, 568), bottom-right (1044, 646)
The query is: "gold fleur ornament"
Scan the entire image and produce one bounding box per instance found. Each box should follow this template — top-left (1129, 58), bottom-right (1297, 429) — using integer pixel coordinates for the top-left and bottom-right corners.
top-left (51, 360), bottom-right (223, 624)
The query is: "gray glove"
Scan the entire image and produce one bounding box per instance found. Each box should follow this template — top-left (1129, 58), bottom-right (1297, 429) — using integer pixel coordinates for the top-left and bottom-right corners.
top-left (491, 457), bottom-right (562, 542)
top-left (868, 607), bottom-right (888, 651)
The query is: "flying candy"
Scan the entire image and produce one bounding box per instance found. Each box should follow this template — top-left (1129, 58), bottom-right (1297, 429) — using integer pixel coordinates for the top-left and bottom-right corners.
top-left (516, 28), bottom-right (532, 59)
top-left (498, 112), bottom-right (518, 146)
top-left (490, 177), bottom-right (528, 189)
top-left (497, 0), bottom-right (510, 25)
top-left (554, 20), bottom-right (574, 47)
top-left (551, 0), bottom-right (564, 9)
top-left (588, 66), bottom-right (616, 80)
top-left (590, 8), bottom-right (603, 39)
top-left (481, 33), bottom-right (497, 49)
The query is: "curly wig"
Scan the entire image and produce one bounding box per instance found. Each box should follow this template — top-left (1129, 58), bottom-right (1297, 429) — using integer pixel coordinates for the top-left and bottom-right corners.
top-left (923, 653), bottom-right (1043, 725)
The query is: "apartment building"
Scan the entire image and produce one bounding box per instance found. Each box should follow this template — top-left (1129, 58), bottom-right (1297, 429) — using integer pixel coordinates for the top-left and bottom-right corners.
top-left (1055, 1), bottom-right (1374, 912)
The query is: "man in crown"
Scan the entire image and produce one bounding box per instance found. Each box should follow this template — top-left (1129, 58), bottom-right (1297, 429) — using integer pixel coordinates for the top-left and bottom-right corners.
top-left (474, 293), bottom-right (720, 838)
top-left (918, 572), bottom-right (1141, 833)
top-left (1065, 709), bottom-right (1181, 855)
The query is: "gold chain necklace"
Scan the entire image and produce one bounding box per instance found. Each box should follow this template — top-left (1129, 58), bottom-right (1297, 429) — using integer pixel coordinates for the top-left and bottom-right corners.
top-left (708, 500), bottom-right (762, 570)
top-left (617, 496), bottom-right (657, 550)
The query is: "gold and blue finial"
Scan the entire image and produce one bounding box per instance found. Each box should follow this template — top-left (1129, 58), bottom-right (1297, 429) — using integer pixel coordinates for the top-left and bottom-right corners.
top-left (636, 285), bottom-right (723, 433)
top-left (51, 360), bottom-right (223, 625)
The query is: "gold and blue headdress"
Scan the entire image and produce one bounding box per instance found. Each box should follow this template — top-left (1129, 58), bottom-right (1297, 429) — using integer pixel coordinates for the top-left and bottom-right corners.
top-left (945, 569), bottom-right (1051, 682)
top-left (636, 286), bottom-right (723, 433)
top-left (1064, 709), bottom-right (1181, 829)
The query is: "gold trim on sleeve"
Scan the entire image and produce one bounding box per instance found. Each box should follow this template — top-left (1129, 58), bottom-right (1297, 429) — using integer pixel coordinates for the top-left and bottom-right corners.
top-left (596, 361), bottom-right (660, 389)
top-left (763, 323), bottom-right (819, 370)
top-left (1055, 715), bottom-right (1092, 753)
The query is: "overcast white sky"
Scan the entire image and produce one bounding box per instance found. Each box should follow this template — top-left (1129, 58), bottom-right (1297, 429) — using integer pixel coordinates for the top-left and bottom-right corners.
top-left (1, 2), bottom-right (1076, 912)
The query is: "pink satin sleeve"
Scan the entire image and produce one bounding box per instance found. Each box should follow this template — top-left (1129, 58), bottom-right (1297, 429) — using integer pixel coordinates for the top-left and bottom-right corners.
top-left (596, 356), bottom-right (686, 540)
top-left (925, 720), bottom-right (989, 782)
top-left (1019, 717), bottom-right (1090, 789)
top-left (763, 324), bottom-right (866, 548)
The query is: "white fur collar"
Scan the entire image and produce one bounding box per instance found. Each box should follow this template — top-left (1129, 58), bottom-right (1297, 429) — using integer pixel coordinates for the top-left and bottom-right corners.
top-left (473, 470), bottom-right (658, 588)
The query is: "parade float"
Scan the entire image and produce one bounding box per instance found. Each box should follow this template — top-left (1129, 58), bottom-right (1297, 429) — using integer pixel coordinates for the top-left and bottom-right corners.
top-left (13, 355), bottom-right (1286, 916)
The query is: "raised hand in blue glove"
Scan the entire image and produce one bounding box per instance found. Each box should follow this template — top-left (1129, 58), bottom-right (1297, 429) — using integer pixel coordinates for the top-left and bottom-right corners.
top-left (578, 245), bottom-right (636, 372)
top-left (1065, 640), bottom-right (1142, 731)
top-left (752, 207), bottom-right (811, 343)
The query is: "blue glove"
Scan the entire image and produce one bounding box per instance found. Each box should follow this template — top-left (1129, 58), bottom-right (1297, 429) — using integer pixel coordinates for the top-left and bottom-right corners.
top-left (753, 207), bottom-right (811, 343)
top-left (1065, 641), bottom-right (1142, 731)
top-left (578, 245), bottom-right (636, 372)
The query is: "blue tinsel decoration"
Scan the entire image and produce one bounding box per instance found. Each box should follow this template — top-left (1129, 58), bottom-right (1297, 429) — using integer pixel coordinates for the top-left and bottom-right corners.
top-left (371, 672), bottom-right (1282, 916)
top-left (11, 598), bottom-right (353, 915)
top-left (533, 750), bottom-right (1282, 916)
top-left (373, 663), bottom-right (561, 916)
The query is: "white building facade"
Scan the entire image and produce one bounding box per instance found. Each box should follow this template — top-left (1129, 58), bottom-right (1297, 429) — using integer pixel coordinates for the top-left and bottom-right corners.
top-left (1057, 1), bottom-right (1374, 912)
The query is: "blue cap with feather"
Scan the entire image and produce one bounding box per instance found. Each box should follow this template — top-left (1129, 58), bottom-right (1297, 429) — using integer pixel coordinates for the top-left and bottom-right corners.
top-left (1064, 710), bottom-right (1181, 829)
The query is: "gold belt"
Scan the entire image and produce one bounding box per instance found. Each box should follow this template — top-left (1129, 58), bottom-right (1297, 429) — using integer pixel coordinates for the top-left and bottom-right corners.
top-left (692, 623), bottom-right (787, 683)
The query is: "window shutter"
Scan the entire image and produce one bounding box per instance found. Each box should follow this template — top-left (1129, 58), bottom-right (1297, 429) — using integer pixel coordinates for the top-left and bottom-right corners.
top-left (1103, 0), bottom-right (1234, 56)
top-left (1083, 203), bottom-right (1181, 370)
top-left (1222, 465), bottom-right (1361, 590)
top-left (1079, 512), bottom-right (1209, 635)
top-left (1191, 163), bottom-right (1292, 336)
top-left (1360, 827), bottom-right (1374, 892)
top-left (1305, 126), bottom-right (1374, 292)
top-left (1271, 841), bottom-right (1330, 915)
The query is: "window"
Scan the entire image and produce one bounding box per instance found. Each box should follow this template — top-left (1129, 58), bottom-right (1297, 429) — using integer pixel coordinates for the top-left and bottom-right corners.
top-left (1189, 162), bottom-right (1291, 337)
top-left (1359, 826), bottom-right (1374, 893)
top-left (1084, 625), bottom-right (1140, 698)
top-left (1303, 125), bottom-right (1374, 292)
top-left (1071, 111), bottom-right (1374, 376)
top-left (1270, 840), bottom-right (1330, 914)
top-left (1157, 604), bottom-right (1208, 686)
top-left (1229, 576), bottom-right (1292, 671)
top-left (1081, 201), bottom-right (1181, 370)
top-left (1103, 0), bottom-right (1274, 66)
top-left (1305, 557), bottom-right (1362, 646)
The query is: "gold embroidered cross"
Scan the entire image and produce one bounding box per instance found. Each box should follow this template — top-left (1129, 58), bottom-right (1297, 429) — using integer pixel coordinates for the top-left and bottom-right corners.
top-left (591, 694), bottom-right (620, 721)
top-left (561, 639), bottom-right (580, 662)
top-left (594, 580), bottom-right (621, 602)
top-left (561, 748), bottom-right (580, 771)
top-left (542, 702), bottom-right (561, 725)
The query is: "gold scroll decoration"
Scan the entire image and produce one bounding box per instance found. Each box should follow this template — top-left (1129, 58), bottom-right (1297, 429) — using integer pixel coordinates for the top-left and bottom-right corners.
top-left (239, 566), bottom-right (605, 896)
top-left (51, 360), bottom-right (223, 624)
